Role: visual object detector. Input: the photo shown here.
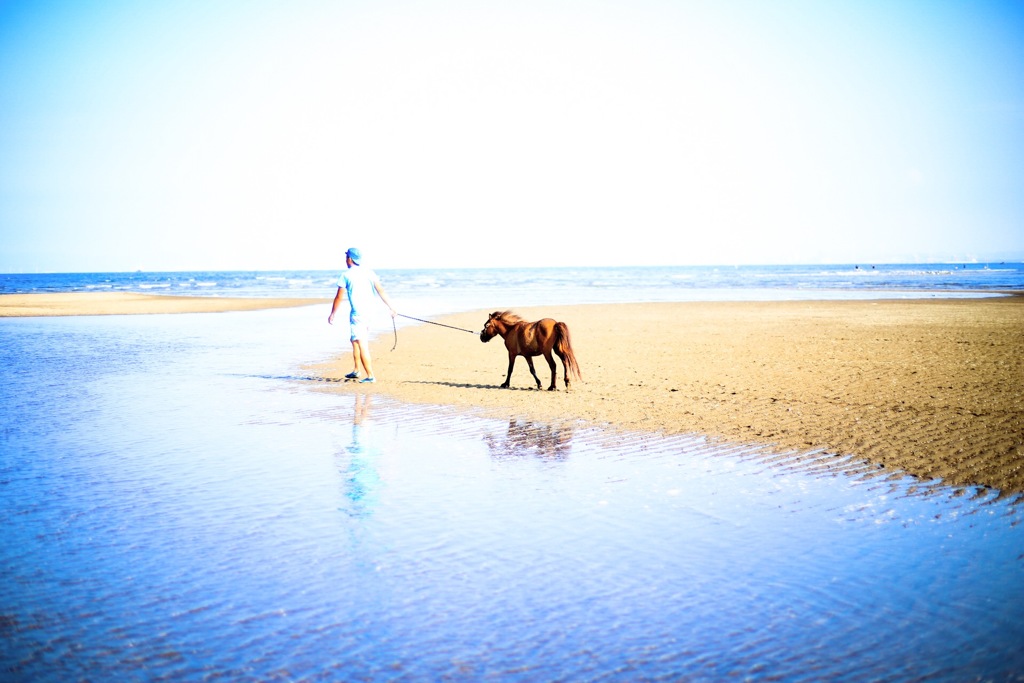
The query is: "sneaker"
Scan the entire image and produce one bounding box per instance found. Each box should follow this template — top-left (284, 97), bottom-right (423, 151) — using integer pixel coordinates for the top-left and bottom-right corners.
top-left (345, 371), bottom-right (360, 379)
top-left (359, 377), bottom-right (376, 384)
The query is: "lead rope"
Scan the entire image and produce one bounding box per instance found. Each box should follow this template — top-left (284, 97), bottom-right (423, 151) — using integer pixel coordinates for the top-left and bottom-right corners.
top-left (391, 313), bottom-right (477, 352)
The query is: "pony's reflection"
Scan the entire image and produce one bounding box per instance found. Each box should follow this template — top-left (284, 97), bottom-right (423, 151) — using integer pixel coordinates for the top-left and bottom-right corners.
top-left (484, 418), bottom-right (574, 461)
top-left (337, 393), bottom-right (380, 518)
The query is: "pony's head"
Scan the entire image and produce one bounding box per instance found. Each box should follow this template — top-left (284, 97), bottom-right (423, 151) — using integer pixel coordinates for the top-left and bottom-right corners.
top-left (480, 311), bottom-right (520, 343)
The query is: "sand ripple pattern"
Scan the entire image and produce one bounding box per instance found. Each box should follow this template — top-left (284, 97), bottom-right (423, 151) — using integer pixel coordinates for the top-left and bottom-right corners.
top-left (314, 298), bottom-right (1024, 495)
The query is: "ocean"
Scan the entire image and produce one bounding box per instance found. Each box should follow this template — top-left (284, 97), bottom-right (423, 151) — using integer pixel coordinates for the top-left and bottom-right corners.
top-left (3, 261), bottom-right (1023, 316)
top-left (2, 265), bottom-right (1023, 680)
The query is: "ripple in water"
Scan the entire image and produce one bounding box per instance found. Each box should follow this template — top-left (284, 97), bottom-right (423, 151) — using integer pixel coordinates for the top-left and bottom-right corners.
top-left (1, 309), bottom-right (1022, 681)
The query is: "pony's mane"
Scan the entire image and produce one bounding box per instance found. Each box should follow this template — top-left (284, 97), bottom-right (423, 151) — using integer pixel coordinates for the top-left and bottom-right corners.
top-left (493, 310), bottom-right (523, 324)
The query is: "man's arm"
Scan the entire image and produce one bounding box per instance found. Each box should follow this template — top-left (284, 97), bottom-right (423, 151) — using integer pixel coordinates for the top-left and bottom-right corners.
top-left (373, 280), bottom-right (397, 317)
top-left (328, 287), bottom-right (344, 324)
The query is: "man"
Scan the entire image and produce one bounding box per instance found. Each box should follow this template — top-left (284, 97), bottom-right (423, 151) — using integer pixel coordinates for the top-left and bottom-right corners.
top-left (328, 247), bottom-right (397, 383)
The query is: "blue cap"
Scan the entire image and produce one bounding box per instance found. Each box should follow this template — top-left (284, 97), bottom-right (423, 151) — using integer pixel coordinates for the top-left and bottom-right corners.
top-left (346, 248), bottom-right (361, 264)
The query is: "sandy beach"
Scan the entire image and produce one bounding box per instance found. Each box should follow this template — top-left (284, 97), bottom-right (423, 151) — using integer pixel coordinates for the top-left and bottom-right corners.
top-left (311, 297), bottom-right (1024, 496)
top-left (0, 292), bottom-right (321, 317)
top-left (5, 291), bottom-right (1021, 495)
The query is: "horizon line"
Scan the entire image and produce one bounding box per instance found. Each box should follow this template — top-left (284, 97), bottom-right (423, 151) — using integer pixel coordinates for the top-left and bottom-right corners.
top-left (3, 259), bottom-right (1024, 276)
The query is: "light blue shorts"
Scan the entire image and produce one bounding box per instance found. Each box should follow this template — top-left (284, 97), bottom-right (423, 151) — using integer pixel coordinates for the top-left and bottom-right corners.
top-left (349, 316), bottom-right (370, 343)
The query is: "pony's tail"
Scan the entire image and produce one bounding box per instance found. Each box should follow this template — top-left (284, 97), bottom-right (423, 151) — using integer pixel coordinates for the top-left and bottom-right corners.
top-left (554, 322), bottom-right (582, 381)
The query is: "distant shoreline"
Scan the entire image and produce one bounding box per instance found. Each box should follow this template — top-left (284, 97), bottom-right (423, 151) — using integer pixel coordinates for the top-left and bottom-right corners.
top-left (0, 292), bottom-right (324, 317)
top-left (4, 290), bottom-right (1016, 319)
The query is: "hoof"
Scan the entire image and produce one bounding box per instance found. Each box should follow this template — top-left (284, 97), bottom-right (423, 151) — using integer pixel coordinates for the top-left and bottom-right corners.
top-left (500, 383), bottom-right (510, 389)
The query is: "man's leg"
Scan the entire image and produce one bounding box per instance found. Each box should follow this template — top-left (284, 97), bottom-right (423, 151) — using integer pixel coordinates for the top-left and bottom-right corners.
top-left (347, 342), bottom-right (361, 378)
top-left (354, 340), bottom-right (374, 379)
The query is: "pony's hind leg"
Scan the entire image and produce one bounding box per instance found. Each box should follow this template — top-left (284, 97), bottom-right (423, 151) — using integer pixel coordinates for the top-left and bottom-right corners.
top-left (544, 351), bottom-right (558, 391)
top-left (554, 351), bottom-right (571, 391)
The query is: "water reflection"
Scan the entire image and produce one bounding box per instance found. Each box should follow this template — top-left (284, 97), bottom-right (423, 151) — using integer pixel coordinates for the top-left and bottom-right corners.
top-left (4, 311), bottom-right (1024, 682)
top-left (484, 418), bottom-right (574, 461)
top-left (336, 393), bottom-right (380, 518)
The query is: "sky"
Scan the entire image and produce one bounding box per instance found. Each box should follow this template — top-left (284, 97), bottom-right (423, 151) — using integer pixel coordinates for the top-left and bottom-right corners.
top-left (1, 0), bottom-right (1022, 272)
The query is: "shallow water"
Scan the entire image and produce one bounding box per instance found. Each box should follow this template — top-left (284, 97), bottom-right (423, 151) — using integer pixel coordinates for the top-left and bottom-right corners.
top-left (2, 308), bottom-right (1022, 681)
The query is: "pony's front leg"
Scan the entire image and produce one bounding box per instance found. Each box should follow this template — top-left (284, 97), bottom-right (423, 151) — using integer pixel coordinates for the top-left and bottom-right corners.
top-left (501, 354), bottom-right (515, 388)
top-left (524, 356), bottom-right (542, 389)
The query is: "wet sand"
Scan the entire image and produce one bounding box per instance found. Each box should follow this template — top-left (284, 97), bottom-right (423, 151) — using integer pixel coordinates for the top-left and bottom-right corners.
top-left (5, 292), bottom-right (1022, 495)
top-left (0, 292), bottom-right (321, 317)
top-left (312, 297), bottom-right (1024, 495)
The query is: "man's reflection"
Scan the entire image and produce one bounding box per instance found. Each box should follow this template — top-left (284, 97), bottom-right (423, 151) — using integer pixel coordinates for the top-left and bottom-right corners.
top-left (338, 393), bottom-right (380, 518)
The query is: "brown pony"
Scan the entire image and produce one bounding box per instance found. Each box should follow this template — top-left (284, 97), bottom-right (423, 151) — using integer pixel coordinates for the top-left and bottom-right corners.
top-left (480, 311), bottom-right (581, 391)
